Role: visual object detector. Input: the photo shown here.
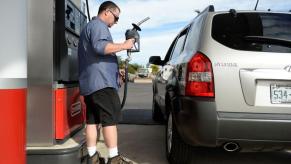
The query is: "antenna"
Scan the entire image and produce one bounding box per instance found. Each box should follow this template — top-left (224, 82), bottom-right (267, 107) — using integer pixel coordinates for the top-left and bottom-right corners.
top-left (254, 0), bottom-right (259, 10)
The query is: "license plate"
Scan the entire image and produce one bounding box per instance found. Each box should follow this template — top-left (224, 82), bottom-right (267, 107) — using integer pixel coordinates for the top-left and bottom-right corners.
top-left (270, 85), bottom-right (291, 104)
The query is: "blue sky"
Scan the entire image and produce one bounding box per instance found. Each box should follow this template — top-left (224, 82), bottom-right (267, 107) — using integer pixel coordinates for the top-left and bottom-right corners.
top-left (87, 0), bottom-right (291, 66)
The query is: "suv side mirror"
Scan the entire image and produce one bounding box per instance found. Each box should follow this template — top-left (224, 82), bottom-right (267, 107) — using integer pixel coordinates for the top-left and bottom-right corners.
top-left (149, 56), bottom-right (163, 65)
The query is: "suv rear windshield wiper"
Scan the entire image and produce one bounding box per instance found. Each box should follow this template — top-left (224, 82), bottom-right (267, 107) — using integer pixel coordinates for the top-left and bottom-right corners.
top-left (244, 36), bottom-right (291, 48)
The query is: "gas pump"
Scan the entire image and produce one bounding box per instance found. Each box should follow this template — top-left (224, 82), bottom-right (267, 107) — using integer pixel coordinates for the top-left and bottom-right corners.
top-left (26, 0), bottom-right (87, 164)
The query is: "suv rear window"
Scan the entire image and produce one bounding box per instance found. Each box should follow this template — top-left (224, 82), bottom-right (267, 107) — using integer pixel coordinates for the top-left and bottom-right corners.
top-left (212, 12), bottom-right (291, 53)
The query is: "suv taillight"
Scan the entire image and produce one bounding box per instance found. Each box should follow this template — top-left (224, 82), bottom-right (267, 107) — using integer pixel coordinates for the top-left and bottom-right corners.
top-left (185, 52), bottom-right (214, 97)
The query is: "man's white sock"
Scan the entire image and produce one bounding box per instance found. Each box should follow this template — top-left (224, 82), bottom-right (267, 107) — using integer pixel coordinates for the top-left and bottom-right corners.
top-left (87, 146), bottom-right (97, 157)
top-left (108, 147), bottom-right (118, 158)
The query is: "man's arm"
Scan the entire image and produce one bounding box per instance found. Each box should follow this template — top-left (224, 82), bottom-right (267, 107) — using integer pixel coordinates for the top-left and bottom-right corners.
top-left (104, 39), bottom-right (134, 55)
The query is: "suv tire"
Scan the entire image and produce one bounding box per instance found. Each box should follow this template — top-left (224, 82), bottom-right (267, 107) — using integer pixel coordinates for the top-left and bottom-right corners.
top-left (166, 112), bottom-right (192, 164)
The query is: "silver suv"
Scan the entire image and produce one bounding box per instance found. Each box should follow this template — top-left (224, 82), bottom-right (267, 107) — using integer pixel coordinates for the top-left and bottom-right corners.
top-left (149, 5), bottom-right (291, 164)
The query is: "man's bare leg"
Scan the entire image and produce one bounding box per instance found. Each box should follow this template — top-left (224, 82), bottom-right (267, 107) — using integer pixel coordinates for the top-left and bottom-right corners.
top-left (103, 125), bottom-right (118, 158)
top-left (86, 124), bottom-right (98, 158)
top-left (86, 124), bottom-right (98, 147)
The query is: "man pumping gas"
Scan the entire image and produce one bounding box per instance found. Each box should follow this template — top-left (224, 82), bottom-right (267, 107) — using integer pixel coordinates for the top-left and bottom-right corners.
top-left (78, 1), bottom-right (134, 164)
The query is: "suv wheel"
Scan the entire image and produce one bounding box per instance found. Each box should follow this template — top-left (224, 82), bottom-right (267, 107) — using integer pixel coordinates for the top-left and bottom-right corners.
top-left (166, 112), bottom-right (193, 164)
top-left (152, 94), bottom-right (164, 122)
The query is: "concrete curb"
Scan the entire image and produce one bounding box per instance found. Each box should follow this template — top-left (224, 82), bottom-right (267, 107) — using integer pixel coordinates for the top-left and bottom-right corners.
top-left (133, 78), bottom-right (152, 83)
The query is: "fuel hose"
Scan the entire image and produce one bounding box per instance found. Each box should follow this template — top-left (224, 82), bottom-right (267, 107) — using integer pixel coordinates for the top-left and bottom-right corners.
top-left (120, 57), bottom-right (130, 109)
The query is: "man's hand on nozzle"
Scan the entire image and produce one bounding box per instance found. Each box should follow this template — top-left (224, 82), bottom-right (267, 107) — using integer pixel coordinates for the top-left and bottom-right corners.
top-left (123, 38), bottom-right (135, 50)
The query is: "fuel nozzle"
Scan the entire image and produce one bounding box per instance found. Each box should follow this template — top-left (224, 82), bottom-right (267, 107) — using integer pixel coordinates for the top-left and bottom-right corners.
top-left (125, 17), bottom-right (150, 53)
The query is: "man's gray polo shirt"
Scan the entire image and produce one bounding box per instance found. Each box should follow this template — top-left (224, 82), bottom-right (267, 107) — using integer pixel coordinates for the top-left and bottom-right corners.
top-left (78, 17), bottom-right (119, 96)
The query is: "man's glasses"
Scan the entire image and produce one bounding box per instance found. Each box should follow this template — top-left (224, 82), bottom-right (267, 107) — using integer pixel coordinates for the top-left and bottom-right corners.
top-left (108, 10), bottom-right (119, 22)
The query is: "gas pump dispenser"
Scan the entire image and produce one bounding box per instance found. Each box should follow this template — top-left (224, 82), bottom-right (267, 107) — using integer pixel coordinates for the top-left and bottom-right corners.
top-left (26, 0), bottom-right (87, 163)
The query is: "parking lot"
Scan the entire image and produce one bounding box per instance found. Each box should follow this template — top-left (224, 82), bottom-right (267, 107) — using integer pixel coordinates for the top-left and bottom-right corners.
top-left (94, 82), bottom-right (291, 164)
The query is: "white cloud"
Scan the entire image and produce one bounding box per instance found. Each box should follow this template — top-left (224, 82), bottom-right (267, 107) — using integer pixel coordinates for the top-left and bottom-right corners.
top-left (87, 0), bottom-right (291, 66)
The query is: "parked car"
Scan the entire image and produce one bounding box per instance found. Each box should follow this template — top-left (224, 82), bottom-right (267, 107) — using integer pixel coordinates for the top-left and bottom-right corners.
top-left (149, 5), bottom-right (291, 164)
top-left (137, 68), bottom-right (149, 78)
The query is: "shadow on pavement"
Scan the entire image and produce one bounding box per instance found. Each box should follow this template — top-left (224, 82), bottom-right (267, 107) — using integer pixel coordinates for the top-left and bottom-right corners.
top-left (120, 108), bottom-right (162, 125)
top-left (118, 125), bottom-right (168, 164)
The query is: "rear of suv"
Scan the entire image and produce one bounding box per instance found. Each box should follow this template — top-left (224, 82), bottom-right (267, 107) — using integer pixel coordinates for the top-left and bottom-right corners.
top-left (149, 5), bottom-right (291, 164)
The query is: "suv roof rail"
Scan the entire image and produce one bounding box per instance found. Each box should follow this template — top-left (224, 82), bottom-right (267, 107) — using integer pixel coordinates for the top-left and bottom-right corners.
top-left (200, 5), bottom-right (215, 14)
top-left (229, 9), bottom-right (237, 17)
top-left (207, 5), bottom-right (215, 12)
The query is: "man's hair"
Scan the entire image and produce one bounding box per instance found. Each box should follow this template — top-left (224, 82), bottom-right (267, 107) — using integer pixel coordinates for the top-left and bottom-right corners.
top-left (98, 1), bottom-right (120, 15)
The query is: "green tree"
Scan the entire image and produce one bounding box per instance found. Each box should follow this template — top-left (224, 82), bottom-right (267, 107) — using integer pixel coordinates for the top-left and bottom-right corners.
top-left (128, 63), bottom-right (142, 74)
top-left (118, 57), bottom-right (143, 74)
top-left (117, 56), bottom-right (125, 69)
top-left (127, 64), bottom-right (136, 74)
top-left (131, 63), bottom-right (141, 71)
top-left (151, 64), bottom-right (159, 75)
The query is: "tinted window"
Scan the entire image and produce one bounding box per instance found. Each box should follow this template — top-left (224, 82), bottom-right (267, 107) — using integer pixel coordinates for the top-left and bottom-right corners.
top-left (212, 13), bottom-right (291, 53)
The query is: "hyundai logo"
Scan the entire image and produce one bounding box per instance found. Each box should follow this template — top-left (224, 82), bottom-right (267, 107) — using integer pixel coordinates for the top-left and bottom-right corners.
top-left (284, 65), bottom-right (291, 72)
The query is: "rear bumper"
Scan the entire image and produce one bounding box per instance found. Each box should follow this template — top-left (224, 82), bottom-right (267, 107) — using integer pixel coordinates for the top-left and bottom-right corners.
top-left (175, 97), bottom-right (291, 150)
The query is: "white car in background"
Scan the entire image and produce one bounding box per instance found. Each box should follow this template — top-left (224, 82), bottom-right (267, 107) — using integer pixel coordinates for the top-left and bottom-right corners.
top-left (137, 68), bottom-right (149, 78)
